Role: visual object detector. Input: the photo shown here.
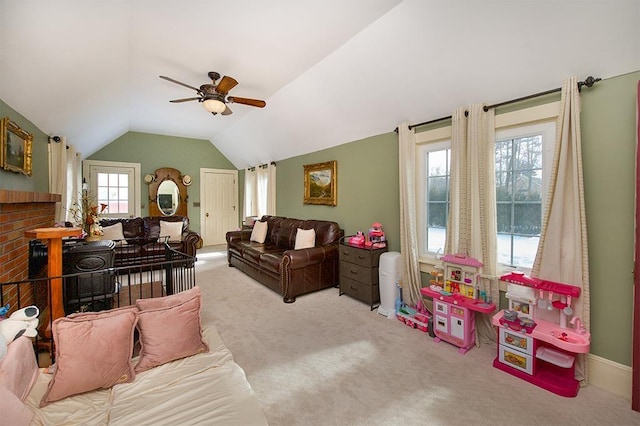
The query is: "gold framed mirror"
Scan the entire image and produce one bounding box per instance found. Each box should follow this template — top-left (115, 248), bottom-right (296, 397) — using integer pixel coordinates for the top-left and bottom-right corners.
top-left (148, 167), bottom-right (188, 217)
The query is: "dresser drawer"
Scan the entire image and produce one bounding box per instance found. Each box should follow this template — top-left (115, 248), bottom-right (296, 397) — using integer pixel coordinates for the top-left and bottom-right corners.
top-left (339, 245), bottom-right (384, 268)
top-left (340, 276), bottom-right (379, 305)
top-left (340, 261), bottom-right (379, 285)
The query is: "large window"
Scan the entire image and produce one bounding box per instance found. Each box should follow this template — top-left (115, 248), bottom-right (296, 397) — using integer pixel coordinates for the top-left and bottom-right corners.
top-left (417, 103), bottom-right (558, 272)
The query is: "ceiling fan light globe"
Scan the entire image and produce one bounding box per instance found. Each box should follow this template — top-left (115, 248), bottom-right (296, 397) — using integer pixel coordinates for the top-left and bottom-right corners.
top-left (202, 99), bottom-right (226, 113)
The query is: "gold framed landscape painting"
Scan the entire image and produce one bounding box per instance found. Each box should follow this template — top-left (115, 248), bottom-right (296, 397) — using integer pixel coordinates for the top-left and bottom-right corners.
top-left (303, 160), bottom-right (337, 206)
top-left (1, 117), bottom-right (33, 176)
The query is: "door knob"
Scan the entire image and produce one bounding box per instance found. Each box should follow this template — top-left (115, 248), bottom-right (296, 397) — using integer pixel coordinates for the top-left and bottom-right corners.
top-left (206, 212), bottom-right (209, 217)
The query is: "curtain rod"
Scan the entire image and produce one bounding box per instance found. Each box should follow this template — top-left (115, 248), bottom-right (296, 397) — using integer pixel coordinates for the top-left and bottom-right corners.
top-left (247, 161), bottom-right (276, 171)
top-left (395, 76), bottom-right (601, 132)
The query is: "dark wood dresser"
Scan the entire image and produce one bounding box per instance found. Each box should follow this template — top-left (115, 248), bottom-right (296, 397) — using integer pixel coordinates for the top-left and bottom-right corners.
top-left (338, 238), bottom-right (388, 310)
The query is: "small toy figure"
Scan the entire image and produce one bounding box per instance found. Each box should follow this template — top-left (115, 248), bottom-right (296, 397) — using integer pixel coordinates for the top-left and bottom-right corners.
top-left (349, 231), bottom-right (366, 246)
top-left (0, 306), bottom-right (39, 360)
top-left (0, 303), bottom-right (9, 319)
top-left (366, 222), bottom-right (386, 248)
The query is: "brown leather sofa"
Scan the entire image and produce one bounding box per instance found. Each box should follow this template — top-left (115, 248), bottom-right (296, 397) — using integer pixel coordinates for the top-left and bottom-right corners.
top-left (226, 215), bottom-right (344, 303)
top-left (99, 215), bottom-right (200, 268)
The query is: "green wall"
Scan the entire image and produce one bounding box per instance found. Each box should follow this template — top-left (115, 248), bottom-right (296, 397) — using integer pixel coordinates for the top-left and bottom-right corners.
top-left (275, 132), bottom-right (400, 253)
top-left (275, 71), bottom-right (640, 367)
top-left (0, 99), bottom-right (49, 192)
top-left (88, 131), bottom-right (236, 233)
top-left (581, 71), bottom-right (639, 365)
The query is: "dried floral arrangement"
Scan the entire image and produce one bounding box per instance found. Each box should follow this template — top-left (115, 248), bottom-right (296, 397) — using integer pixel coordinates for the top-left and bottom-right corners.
top-left (68, 191), bottom-right (108, 238)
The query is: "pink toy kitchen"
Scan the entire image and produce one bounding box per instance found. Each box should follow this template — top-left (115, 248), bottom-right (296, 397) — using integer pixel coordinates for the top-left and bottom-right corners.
top-left (492, 272), bottom-right (590, 397)
top-left (420, 254), bottom-right (496, 354)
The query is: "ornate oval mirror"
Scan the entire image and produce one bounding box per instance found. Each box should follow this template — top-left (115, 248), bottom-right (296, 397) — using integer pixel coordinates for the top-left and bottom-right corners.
top-left (157, 179), bottom-right (179, 216)
top-left (148, 167), bottom-right (188, 217)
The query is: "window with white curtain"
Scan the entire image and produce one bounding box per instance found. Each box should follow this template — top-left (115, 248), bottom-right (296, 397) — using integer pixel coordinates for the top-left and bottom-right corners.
top-left (244, 163), bottom-right (276, 219)
top-left (417, 103), bottom-right (558, 272)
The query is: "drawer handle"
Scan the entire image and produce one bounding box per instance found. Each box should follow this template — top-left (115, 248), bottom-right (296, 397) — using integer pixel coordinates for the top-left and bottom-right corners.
top-left (357, 255), bottom-right (366, 259)
top-left (350, 286), bottom-right (358, 291)
top-left (350, 270), bottom-right (358, 274)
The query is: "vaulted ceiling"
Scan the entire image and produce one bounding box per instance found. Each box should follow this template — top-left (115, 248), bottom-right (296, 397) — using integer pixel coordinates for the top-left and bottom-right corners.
top-left (1, 1), bottom-right (638, 169)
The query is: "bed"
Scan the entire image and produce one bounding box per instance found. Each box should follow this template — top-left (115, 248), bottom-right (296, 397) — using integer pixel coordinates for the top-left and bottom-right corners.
top-left (0, 288), bottom-right (267, 426)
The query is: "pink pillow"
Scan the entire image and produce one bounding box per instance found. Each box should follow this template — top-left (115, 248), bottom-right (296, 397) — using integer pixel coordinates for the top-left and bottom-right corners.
top-left (0, 335), bottom-right (39, 401)
top-left (39, 306), bottom-right (139, 407)
top-left (0, 385), bottom-right (33, 425)
top-left (135, 287), bottom-right (208, 373)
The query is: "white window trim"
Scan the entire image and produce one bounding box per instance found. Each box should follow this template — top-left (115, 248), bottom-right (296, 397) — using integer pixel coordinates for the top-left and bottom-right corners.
top-left (415, 101), bottom-right (560, 275)
top-left (82, 160), bottom-right (142, 218)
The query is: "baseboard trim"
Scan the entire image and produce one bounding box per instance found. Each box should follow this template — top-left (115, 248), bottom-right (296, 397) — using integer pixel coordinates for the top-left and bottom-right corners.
top-left (589, 353), bottom-right (632, 400)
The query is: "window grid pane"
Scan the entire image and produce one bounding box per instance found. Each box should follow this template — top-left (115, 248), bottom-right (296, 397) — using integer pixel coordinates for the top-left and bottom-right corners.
top-left (97, 172), bottom-right (129, 215)
top-left (495, 135), bottom-right (542, 268)
top-left (425, 148), bottom-right (450, 255)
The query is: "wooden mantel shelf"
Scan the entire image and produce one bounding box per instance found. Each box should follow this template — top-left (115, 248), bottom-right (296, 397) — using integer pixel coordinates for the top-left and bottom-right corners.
top-left (24, 227), bottom-right (83, 322)
top-left (0, 190), bottom-right (61, 204)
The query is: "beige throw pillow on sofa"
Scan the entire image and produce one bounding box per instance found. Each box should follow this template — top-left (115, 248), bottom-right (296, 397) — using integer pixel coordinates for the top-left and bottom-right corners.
top-left (250, 220), bottom-right (268, 243)
top-left (159, 220), bottom-right (183, 243)
top-left (102, 222), bottom-right (127, 244)
top-left (294, 228), bottom-right (316, 249)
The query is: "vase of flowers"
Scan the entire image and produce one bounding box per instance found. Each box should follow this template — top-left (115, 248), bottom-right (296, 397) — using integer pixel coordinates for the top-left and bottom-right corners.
top-left (68, 191), bottom-right (108, 240)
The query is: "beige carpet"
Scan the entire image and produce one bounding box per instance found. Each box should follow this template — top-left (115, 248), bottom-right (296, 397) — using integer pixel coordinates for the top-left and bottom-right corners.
top-left (195, 247), bottom-right (640, 426)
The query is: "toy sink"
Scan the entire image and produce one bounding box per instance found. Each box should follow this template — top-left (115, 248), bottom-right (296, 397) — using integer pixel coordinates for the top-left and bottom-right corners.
top-left (549, 329), bottom-right (591, 353)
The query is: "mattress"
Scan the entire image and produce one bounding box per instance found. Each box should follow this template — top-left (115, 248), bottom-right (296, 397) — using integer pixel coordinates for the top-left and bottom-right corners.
top-left (25, 326), bottom-right (267, 426)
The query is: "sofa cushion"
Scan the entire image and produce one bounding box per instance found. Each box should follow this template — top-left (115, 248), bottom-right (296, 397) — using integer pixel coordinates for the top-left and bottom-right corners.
top-left (135, 287), bottom-right (208, 373)
top-left (250, 220), bottom-right (268, 243)
top-left (101, 217), bottom-right (144, 240)
top-left (102, 222), bottom-right (127, 243)
top-left (159, 220), bottom-right (183, 242)
top-left (306, 220), bottom-right (343, 246)
top-left (273, 218), bottom-right (304, 249)
top-left (242, 244), bottom-right (282, 264)
top-left (40, 306), bottom-right (139, 406)
top-left (144, 216), bottom-right (188, 240)
top-left (259, 252), bottom-right (284, 274)
top-left (295, 228), bottom-right (316, 249)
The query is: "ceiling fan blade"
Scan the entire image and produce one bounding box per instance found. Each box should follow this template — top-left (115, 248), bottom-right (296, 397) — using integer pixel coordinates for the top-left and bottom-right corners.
top-left (227, 96), bottom-right (266, 108)
top-left (221, 105), bottom-right (233, 115)
top-left (159, 75), bottom-right (202, 94)
top-left (169, 97), bottom-right (201, 103)
top-left (215, 76), bottom-right (238, 96)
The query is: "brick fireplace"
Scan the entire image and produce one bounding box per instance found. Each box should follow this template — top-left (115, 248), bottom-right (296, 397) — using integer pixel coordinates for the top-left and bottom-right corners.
top-left (0, 190), bottom-right (60, 308)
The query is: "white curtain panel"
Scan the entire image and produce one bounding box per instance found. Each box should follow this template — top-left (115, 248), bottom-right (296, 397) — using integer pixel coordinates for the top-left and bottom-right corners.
top-left (48, 137), bottom-right (81, 224)
top-left (64, 146), bottom-right (81, 223)
top-left (267, 163), bottom-right (277, 215)
top-left (445, 104), bottom-right (498, 345)
top-left (532, 77), bottom-right (590, 382)
top-left (398, 122), bottom-right (422, 306)
top-left (245, 164), bottom-right (277, 219)
top-left (244, 168), bottom-right (257, 218)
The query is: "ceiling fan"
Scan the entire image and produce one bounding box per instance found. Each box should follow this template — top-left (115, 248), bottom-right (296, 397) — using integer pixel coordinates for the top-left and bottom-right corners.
top-left (159, 71), bottom-right (266, 115)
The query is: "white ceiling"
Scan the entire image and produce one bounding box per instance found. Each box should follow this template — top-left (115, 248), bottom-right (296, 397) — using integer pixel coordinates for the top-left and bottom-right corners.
top-left (1, 0), bottom-right (639, 169)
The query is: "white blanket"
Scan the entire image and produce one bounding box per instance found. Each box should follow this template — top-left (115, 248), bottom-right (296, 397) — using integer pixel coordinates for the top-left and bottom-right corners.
top-left (25, 326), bottom-right (267, 426)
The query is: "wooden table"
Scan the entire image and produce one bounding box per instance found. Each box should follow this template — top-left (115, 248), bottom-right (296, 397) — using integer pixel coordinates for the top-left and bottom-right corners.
top-left (24, 227), bottom-right (83, 321)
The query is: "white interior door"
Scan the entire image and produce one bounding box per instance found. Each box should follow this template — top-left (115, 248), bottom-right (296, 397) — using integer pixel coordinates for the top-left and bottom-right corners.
top-left (200, 168), bottom-right (238, 246)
